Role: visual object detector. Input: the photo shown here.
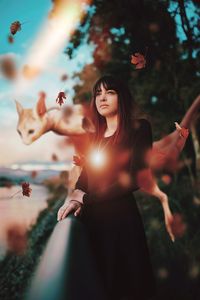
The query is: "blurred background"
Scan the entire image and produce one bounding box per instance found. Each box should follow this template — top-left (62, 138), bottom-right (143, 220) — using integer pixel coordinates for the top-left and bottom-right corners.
top-left (0, 0), bottom-right (199, 299)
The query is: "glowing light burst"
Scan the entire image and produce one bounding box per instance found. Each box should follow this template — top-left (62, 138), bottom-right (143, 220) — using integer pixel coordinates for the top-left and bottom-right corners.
top-left (13, 0), bottom-right (92, 96)
top-left (89, 149), bottom-right (107, 169)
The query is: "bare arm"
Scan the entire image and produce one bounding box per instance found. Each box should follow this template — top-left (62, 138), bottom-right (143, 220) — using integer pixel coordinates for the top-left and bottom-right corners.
top-left (132, 119), bottom-right (175, 242)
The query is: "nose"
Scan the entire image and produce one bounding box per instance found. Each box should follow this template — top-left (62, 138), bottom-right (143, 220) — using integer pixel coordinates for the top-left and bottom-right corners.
top-left (99, 92), bottom-right (107, 102)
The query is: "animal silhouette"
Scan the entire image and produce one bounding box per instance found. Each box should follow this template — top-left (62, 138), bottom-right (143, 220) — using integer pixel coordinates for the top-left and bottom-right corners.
top-left (16, 92), bottom-right (200, 241)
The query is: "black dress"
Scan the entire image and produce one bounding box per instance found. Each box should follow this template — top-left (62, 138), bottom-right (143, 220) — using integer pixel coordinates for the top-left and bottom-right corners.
top-left (75, 119), bottom-right (157, 300)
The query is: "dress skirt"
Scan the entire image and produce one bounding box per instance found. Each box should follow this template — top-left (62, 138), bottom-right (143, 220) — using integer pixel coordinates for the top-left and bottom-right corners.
top-left (79, 192), bottom-right (157, 300)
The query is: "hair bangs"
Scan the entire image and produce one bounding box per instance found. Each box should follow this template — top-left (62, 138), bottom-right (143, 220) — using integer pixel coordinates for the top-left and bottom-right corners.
top-left (93, 76), bottom-right (120, 98)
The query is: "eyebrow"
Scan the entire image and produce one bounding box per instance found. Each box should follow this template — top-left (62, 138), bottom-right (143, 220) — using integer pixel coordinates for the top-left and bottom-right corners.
top-left (96, 88), bottom-right (115, 92)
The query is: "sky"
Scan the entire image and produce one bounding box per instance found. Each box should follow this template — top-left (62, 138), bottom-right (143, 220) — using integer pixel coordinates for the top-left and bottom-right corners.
top-left (0, 0), bottom-right (95, 168)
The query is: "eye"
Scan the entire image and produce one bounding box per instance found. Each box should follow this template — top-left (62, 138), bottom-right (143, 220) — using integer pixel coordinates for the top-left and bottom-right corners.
top-left (28, 129), bottom-right (35, 135)
top-left (17, 129), bottom-right (22, 136)
top-left (107, 90), bottom-right (116, 94)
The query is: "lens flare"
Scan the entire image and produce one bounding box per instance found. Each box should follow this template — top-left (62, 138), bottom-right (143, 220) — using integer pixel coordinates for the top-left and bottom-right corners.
top-left (13, 0), bottom-right (92, 96)
top-left (89, 149), bottom-right (107, 168)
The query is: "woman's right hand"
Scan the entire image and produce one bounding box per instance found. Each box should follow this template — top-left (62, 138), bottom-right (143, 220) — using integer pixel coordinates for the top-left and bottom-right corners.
top-left (57, 200), bottom-right (82, 221)
top-left (57, 189), bottom-right (86, 221)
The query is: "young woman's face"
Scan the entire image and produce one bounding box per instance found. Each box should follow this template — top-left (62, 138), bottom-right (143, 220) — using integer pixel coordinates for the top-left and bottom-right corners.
top-left (95, 83), bottom-right (118, 117)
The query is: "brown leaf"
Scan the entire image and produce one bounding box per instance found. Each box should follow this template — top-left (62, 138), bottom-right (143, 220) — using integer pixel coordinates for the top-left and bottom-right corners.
top-left (73, 155), bottom-right (85, 166)
top-left (61, 74), bottom-right (68, 81)
top-left (21, 182), bottom-right (32, 197)
top-left (8, 35), bottom-right (14, 44)
top-left (52, 153), bottom-right (59, 161)
top-left (56, 91), bottom-right (66, 106)
top-left (0, 56), bottom-right (16, 80)
top-left (131, 52), bottom-right (146, 69)
top-left (6, 223), bottom-right (27, 255)
top-left (10, 21), bottom-right (21, 35)
top-left (171, 213), bottom-right (187, 238)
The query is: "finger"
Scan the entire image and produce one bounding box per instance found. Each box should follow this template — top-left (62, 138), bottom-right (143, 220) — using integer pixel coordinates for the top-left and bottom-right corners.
top-left (61, 204), bottom-right (75, 220)
top-left (57, 208), bottom-right (64, 221)
top-left (74, 207), bottom-right (81, 217)
top-left (57, 206), bottom-right (67, 221)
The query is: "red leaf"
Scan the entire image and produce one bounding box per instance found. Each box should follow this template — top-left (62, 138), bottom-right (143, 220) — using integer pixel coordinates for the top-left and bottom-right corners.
top-left (6, 223), bottom-right (27, 255)
top-left (0, 56), bottom-right (16, 80)
top-left (10, 21), bottom-right (21, 35)
top-left (21, 182), bottom-right (32, 197)
top-left (61, 74), bottom-right (68, 81)
top-left (171, 213), bottom-right (187, 238)
top-left (8, 35), bottom-right (14, 44)
top-left (31, 170), bottom-right (38, 178)
top-left (56, 91), bottom-right (66, 106)
top-left (52, 153), bottom-right (59, 161)
top-left (73, 155), bottom-right (85, 166)
top-left (131, 52), bottom-right (146, 69)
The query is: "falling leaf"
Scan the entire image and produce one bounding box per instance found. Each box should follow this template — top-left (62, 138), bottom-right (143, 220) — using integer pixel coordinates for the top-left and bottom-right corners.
top-left (161, 174), bottom-right (172, 185)
top-left (61, 74), bottom-right (68, 81)
top-left (6, 223), bottom-right (27, 255)
top-left (31, 170), bottom-right (38, 178)
top-left (131, 52), bottom-right (146, 69)
top-left (5, 181), bottom-right (13, 189)
top-left (10, 21), bottom-right (21, 35)
top-left (22, 64), bottom-right (40, 79)
top-left (148, 22), bottom-right (160, 33)
top-left (171, 213), bottom-right (187, 238)
top-left (8, 35), bottom-right (14, 44)
top-left (56, 91), bottom-right (66, 106)
top-left (73, 155), bottom-right (85, 166)
top-left (21, 182), bottom-right (32, 197)
top-left (118, 171), bottom-right (132, 188)
top-left (0, 56), bottom-right (16, 80)
top-left (52, 153), bottom-right (59, 161)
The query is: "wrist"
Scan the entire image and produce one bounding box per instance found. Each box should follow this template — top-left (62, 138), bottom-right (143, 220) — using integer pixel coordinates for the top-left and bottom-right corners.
top-left (70, 189), bottom-right (86, 204)
top-left (160, 194), bottom-right (168, 205)
top-left (69, 199), bottom-right (83, 206)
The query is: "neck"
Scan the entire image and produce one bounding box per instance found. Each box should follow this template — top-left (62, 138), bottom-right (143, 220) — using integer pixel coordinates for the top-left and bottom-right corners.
top-left (45, 109), bottom-right (62, 132)
top-left (105, 114), bottom-right (118, 134)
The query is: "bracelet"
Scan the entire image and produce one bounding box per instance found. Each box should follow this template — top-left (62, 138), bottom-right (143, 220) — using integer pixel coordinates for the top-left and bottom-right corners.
top-left (69, 199), bottom-right (83, 206)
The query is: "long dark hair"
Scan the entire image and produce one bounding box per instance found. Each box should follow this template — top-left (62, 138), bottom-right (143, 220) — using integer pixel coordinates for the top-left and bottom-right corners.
top-left (90, 75), bottom-right (138, 146)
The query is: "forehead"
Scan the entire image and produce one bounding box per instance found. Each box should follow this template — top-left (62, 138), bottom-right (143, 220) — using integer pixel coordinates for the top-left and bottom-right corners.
top-left (96, 82), bottom-right (116, 92)
top-left (97, 83), bottom-right (107, 91)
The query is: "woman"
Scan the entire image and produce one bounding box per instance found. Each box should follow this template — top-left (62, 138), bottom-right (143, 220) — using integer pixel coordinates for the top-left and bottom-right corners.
top-left (57, 75), bottom-right (174, 300)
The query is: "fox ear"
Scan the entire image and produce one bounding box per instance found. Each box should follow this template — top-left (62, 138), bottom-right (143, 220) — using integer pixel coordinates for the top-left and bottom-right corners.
top-left (82, 117), bottom-right (96, 133)
top-left (15, 100), bottom-right (23, 116)
top-left (36, 91), bottom-right (47, 117)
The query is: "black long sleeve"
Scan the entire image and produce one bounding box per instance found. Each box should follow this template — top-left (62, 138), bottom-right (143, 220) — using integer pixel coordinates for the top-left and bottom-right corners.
top-left (74, 166), bottom-right (89, 194)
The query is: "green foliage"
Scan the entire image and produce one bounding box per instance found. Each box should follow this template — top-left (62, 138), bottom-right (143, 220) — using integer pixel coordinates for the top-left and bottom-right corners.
top-left (0, 194), bottom-right (65, 300)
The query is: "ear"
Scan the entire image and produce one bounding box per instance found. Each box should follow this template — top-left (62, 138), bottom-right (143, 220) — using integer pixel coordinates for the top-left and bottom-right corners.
top-left (82, 117), bottom-right (96, 133)
top-left (15, 100), bottom-right (23, 115)
top-left (36, 91), bottom-right (47, 117)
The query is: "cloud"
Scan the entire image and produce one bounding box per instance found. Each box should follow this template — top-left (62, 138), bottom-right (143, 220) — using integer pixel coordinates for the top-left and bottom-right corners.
top-left (0, 128), bottom-right (74, 167)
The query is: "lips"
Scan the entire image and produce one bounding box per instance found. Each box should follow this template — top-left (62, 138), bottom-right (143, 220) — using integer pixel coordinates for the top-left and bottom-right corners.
top-left (100, 105), bottom-right (109, 108)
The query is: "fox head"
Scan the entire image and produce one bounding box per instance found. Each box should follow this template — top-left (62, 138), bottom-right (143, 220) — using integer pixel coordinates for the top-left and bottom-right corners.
top-left (15, 92), bottom-right (48, 145)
